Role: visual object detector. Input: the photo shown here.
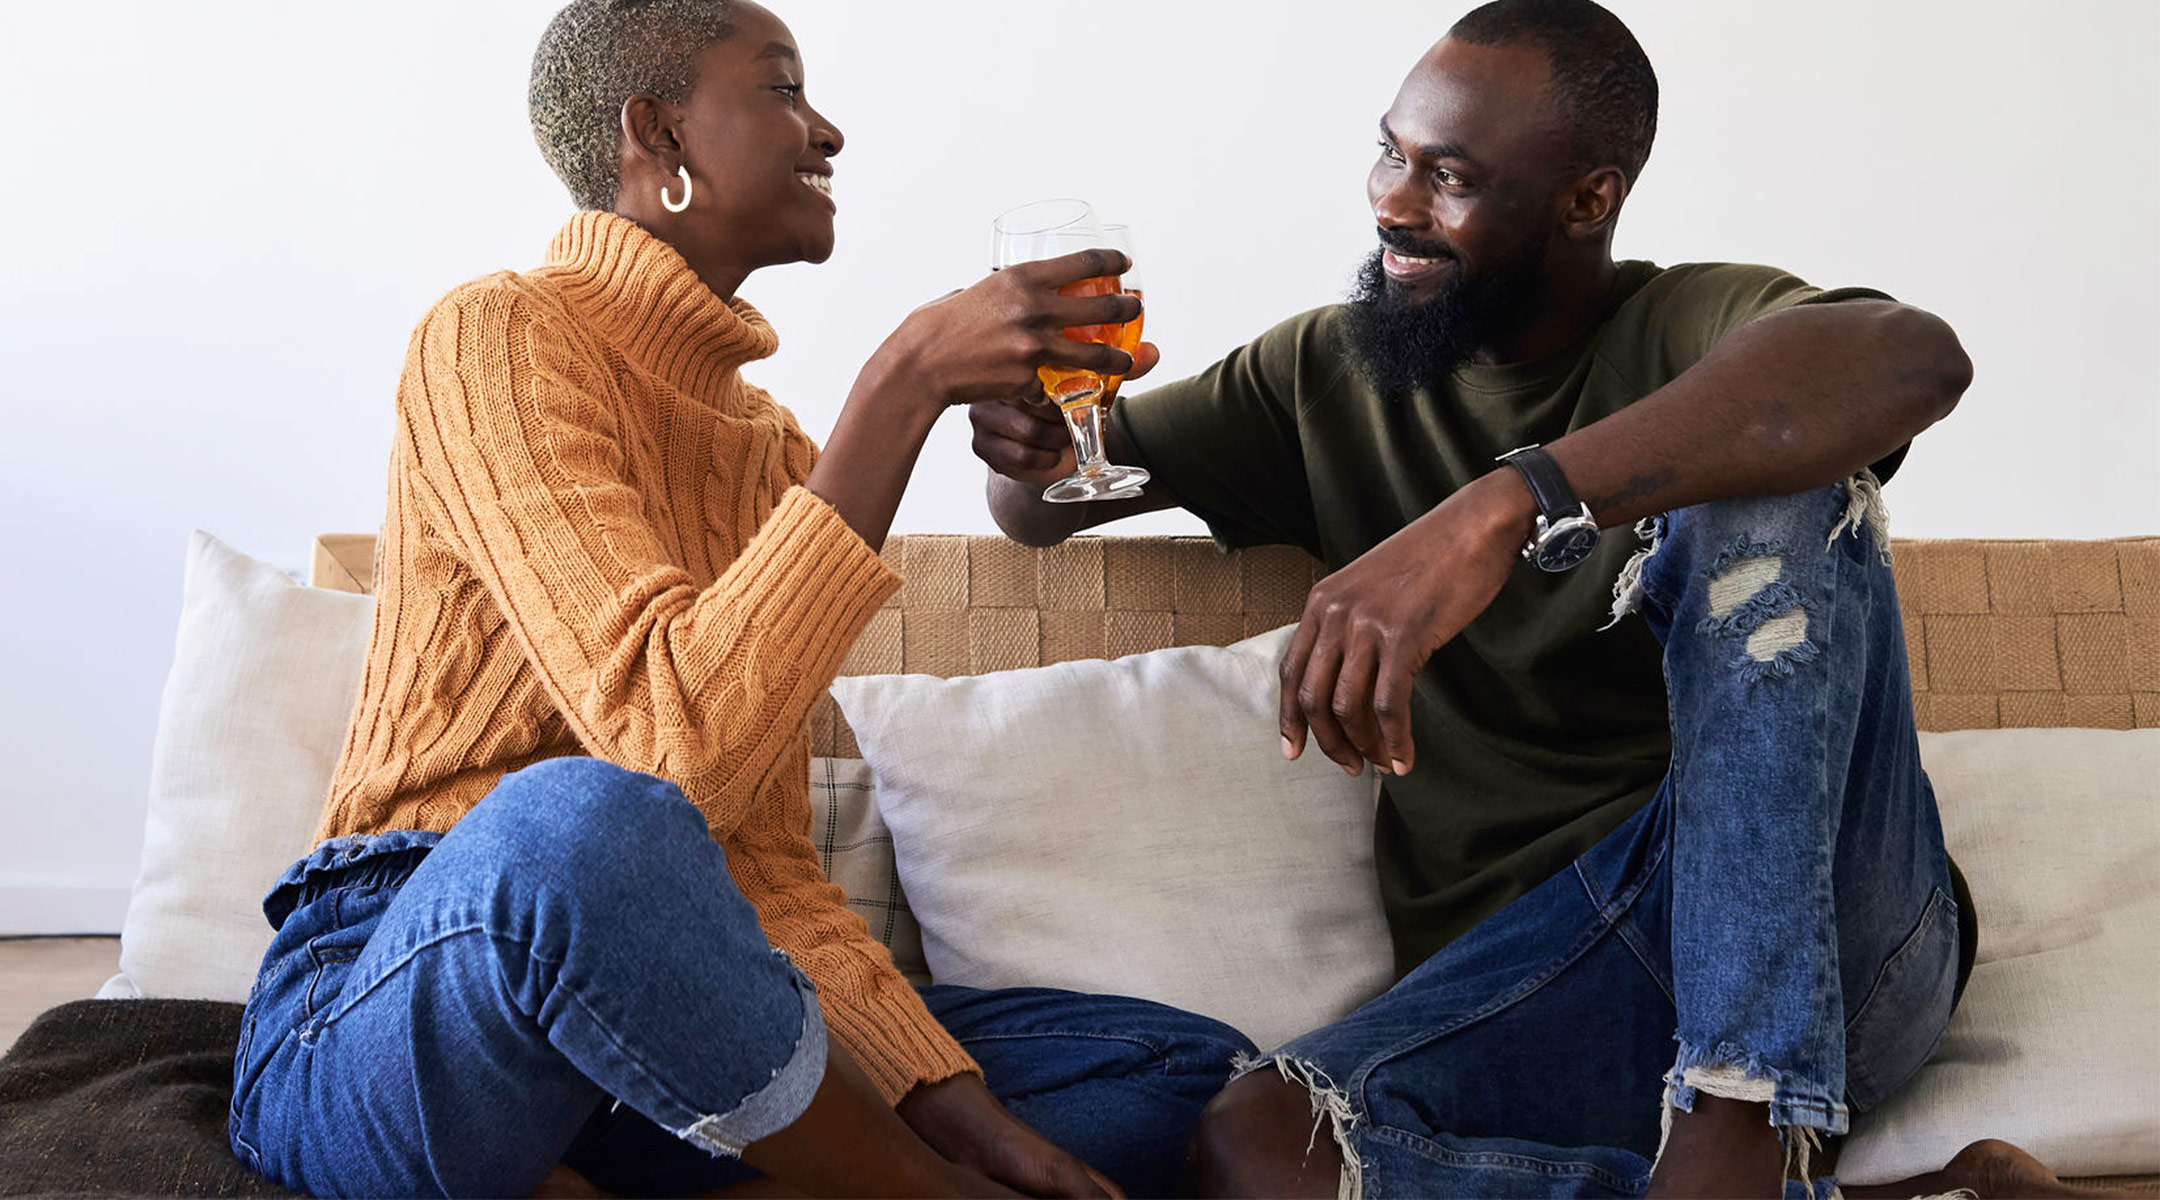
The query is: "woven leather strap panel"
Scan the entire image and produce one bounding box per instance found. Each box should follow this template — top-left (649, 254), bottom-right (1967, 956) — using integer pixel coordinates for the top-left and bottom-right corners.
top-left (307, 534), bottom-right (2160, 752)
top-left (1894, 538), bottom-right (2159, 733)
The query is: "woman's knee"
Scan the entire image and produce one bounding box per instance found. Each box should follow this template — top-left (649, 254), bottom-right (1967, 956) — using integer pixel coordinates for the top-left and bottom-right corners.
top-left (470, 756), bottom-right (704, 853)
top-left (444, 756), bottom-right (740, 928)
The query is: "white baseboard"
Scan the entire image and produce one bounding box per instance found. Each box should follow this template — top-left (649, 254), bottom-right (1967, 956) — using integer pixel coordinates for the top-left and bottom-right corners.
top-left (0, 884), bottom-right (130, 935)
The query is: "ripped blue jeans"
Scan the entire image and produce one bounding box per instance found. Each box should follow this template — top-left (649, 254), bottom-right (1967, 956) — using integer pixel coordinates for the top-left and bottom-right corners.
top-left (1237, 478), bottom-right (1961, 1198)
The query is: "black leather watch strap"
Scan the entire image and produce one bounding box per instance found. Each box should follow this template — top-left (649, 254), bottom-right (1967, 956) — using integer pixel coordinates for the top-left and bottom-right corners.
top-left (1498, 444), bottom-right (1581, 523)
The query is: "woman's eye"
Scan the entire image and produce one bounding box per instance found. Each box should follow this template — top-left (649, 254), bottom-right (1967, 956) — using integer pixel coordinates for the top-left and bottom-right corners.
top-left (773, 84), bottom-right (802, 103)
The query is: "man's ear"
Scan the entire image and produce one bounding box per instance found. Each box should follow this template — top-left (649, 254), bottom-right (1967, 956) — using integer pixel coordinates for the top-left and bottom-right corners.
top-left (618, 92), bottom-right (682, 175)
top-left (1558, 166), bottom-right (1628, 240)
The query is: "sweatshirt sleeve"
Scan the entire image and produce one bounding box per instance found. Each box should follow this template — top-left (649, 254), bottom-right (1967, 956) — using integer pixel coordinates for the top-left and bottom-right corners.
top-left (398, 281), bottom-right (899, 840)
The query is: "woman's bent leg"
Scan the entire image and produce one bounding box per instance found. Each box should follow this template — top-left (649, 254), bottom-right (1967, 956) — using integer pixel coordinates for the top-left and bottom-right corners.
top-left (230, 757), bottom-right (823, 1199)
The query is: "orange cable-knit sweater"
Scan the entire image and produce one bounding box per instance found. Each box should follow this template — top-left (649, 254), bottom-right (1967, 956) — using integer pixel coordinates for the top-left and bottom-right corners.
top-left (319, 210), bottom-right (977, 1102)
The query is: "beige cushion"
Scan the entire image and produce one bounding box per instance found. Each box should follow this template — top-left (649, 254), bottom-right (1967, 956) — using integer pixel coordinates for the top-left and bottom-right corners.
top-left (830, 624), bottom-right (1394, 1051)
top-left (100, 532), bottom-right (373, 1001)
top-left (1839, 728), bottom-right (2160, 1182)
top-left (105, 534), bottom-right (924, 1002)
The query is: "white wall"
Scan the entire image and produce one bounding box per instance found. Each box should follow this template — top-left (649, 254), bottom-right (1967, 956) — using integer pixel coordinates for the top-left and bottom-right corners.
top-left (2, 1), bottom-right (2154, 932)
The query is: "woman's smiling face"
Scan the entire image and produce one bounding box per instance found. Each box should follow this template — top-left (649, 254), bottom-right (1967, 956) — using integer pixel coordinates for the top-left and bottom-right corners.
top-left (667, 1), bottom-right (844, 274)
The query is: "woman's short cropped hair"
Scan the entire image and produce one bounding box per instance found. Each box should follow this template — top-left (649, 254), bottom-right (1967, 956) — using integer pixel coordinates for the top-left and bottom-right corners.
top-left (529, 0), bottom-right (740, 211)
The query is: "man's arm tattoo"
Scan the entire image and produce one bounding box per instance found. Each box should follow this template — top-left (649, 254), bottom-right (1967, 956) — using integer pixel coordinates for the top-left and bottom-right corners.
top-left (1585, 469), bottom-right (1676, 517)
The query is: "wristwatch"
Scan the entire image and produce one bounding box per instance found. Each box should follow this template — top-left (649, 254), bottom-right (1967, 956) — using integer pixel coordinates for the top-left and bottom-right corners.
top-left (1496, 445), bottom-right (1600, 572)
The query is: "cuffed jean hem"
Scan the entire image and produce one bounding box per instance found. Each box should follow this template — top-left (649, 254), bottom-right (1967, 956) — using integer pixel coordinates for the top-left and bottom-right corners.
top-left (673, 964), bottom-right (828, 1157)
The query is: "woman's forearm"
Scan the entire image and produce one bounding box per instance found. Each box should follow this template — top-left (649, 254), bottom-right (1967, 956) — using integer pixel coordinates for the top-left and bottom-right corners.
top-left (805, 347), bottom-right (944, 554)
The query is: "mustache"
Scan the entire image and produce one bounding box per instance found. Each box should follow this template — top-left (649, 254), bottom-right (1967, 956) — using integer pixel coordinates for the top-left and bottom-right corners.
top-left (1376, 227), bottom-right (1458, 261)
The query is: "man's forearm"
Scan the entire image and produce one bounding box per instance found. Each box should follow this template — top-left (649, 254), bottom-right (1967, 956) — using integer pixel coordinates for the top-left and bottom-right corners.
top-left (988, 471), bottom-right (1092, 547)
top-left (1545, 301), bottom-right (1971, 531)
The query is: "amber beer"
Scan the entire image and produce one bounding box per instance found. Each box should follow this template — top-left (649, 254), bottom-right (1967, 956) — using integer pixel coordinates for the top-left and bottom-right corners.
top-left (1038, 276), bottom-right (1143, 409)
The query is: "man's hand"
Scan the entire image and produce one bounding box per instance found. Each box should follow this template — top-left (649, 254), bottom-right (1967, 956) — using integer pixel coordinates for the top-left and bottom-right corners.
top-left (967, 344), bottom-right (1161, 488)
top-left (896, 1074), bottom-right (1124, 1199)
top-left (1280, 469), bottom-right (1534, 776)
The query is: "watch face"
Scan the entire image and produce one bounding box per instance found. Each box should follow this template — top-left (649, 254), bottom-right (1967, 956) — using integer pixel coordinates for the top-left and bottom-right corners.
top-left (1534, 521), bottom-right (1601, 572)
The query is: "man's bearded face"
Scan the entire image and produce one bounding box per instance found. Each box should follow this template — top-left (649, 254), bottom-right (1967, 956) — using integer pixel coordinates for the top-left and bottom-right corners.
top-left (1342, 227), bottom-right (1550, 397)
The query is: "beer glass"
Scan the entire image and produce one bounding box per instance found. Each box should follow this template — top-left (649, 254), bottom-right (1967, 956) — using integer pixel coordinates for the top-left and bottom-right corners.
top-left (990, 200), bottom-right (1150, 503)
top-left (1098, 225), bottom-right (1144, 406)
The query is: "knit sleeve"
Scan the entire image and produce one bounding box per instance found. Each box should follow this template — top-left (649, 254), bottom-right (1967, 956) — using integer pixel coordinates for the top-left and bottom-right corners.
top-left (399, 281), bottom-right (898, 839)
top-left (727, 773), bottom-right (983, 1102)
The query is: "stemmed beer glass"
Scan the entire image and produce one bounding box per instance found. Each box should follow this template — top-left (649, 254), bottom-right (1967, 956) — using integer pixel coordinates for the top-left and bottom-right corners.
top-left (990, 200), bottom-right (1150, 503)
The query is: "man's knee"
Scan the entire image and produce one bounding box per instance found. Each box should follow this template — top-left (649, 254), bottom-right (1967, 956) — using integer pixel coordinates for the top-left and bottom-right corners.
top-left (1653, 474), bottom-right (1883, 579)
top-left (1189, 1069), bottom-right (1343, 1199)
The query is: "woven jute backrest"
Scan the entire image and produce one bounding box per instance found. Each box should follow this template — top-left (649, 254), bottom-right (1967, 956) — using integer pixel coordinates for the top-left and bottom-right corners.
top-left (310, 534), bottom-right (2160, 753)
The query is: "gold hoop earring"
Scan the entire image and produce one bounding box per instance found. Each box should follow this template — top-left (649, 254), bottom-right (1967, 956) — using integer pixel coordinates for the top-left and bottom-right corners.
top-left (661, 165), bottom-right (692, 213)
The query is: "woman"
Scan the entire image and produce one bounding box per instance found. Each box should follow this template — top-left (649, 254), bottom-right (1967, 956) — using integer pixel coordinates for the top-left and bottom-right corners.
top-left (226, 1), bottom-right (1250, 1195)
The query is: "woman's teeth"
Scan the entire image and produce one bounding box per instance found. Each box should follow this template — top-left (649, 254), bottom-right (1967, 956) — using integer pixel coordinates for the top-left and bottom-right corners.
top-left (797, 173), bottom-right (832, 196)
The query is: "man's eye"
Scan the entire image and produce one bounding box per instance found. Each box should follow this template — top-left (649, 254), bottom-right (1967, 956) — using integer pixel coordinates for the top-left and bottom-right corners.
top-left (773, 84), bottom-right (802, 103)
top-left (1377, 140), bottom-right (1405, 163)
top-left (1436, 168), bottom-right (1465, 187)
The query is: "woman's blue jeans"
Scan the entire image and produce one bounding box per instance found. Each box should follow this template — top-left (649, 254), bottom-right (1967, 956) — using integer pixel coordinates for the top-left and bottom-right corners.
top-left (1235, 480), bottom-right (1961, 1198)
top-left (227, 758), bottom-right (1253, 1198)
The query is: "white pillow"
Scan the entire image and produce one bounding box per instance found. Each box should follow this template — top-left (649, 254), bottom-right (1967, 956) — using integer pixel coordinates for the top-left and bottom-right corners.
top-left (1839, 728), bottom-right (2160, 1183)
top-left (100, 532), bottom-right (926, 1002)
top-left (99, 531), bottom-right (373, 1001)
top-left (831, 625), bottom-right (1393, 1052)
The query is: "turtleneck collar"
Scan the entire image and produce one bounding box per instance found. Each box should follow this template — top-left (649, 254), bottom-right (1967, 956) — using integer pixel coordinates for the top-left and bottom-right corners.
top-left (542, 211), bottom-right (781, 401)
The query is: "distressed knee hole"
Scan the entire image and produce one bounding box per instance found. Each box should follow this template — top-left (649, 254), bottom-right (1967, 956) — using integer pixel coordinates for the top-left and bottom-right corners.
top-left (1744, 610), bottom-right (1809, 661)
top-left (1696, 539), bottom-right (1819, 678)
top-left (1228, 1051), bottom-right (1366, 1200)
top-left (1707, 557), bottom-right (1783, 617)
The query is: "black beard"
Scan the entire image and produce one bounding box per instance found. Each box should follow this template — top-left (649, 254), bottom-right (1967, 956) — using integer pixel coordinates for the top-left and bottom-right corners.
top-left (1341, 234), bottom-right (1550, 398)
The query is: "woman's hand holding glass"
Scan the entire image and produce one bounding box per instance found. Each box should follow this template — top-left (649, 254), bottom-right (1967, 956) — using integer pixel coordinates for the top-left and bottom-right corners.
top-left (856, 248), bottom-right (1141, 416)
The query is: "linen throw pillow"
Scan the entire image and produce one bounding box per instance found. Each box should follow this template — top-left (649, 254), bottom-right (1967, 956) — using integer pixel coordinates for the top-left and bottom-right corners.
top-left (103, 533), bottom-right (926, 1002)
top-left (100, 531), bottom-right (374, 1001)
top-left (1838, 728), bottom-right (2160, 1183)
top-left (830, 625), bottom-right (1394, 1052)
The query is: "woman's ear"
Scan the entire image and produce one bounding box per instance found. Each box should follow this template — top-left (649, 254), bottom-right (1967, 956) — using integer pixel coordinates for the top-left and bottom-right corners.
top-left (618, 92), bottom-right (681, 176)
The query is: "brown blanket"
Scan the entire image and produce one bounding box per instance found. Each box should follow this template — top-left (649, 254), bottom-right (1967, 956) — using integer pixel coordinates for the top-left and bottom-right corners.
top-left (0, 999), bottom-right (295, 1197)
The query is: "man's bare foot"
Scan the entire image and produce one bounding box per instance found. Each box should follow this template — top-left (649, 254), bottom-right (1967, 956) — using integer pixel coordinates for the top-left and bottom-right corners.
top-left (1843, 1139), bottom-right (2155, 1198)
top-left (1646, 1095), bottom-right (1787, 1199)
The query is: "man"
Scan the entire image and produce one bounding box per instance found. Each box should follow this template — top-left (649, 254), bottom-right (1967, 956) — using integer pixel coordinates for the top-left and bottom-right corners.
top-left (971, 1), bottom-right (2086, 1196)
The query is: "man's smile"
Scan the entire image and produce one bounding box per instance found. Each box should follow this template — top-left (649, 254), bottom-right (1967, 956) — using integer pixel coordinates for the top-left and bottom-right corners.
top-left (1381, 247), bottom-right (1453, 282)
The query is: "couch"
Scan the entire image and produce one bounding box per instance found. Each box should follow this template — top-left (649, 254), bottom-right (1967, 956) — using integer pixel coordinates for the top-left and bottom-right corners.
top-left (0, 531), bottom-right (2152, 1196)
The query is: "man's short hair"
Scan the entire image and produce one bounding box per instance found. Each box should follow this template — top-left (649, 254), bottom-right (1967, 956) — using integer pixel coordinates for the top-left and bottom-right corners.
top-left (529, 0), bottom-right (740, 212)
top-left (1449, 0), bottom-right (1659, 185)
